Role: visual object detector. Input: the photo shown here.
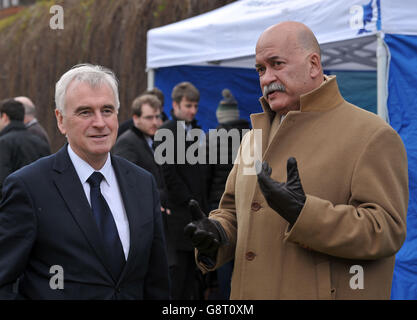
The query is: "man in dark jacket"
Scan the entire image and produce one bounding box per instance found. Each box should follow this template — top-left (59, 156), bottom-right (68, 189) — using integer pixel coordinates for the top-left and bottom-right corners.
top-left (112, 93), bottom-right (169, 216)
top-left (206, 89), bottom-right (250, 299)
top-left (0, 99), bottom-right (50, 197)
top-left (117, 87), bottom-right (168, 137)
top-left (15, 96), bottom-right (51, 146)
top-left (207, 89), bottom-right (251, 211)
top-left (153, 81), bottom-right (208, 300)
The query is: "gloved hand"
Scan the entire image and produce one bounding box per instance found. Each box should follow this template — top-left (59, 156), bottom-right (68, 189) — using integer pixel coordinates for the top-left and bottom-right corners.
top-left (256, 157), bottom-right (306, 226)
top-left (184, 200), bottom-right (223, 258)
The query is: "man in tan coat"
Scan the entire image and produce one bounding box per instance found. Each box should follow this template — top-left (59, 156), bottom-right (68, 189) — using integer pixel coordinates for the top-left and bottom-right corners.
top-left (184, 21), bottom-right (409, 299)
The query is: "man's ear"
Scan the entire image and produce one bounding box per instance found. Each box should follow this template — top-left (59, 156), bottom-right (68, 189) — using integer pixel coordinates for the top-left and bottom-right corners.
top-left (309, 52), bottom-right (322, 79)
top-left (172, 101), bottom-right (178, 110)
top-left (55, 109), bottom-right (66, 135)
top-left (132, 114), bottom-right (139, 127)
top-left (172, 101), bottom-right (179, 116)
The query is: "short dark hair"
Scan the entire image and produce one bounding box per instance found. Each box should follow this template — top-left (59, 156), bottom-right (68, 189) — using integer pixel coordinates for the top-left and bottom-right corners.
top-left (131, 94), bottom-right (162, 117)
top-left (171, 82), bottom-right (199, 104)
top-left (143, 87), bottom-right (164, 107)
top-left (0, 99), bottom-right (25, 122)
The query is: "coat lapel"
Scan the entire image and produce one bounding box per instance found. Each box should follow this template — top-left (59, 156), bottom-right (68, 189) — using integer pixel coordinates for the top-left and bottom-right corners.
top-left (51, 146), bottom-right (116, 282)
top-left (250, 112), bottom-right (271, 159)
top-left (132, 126), bottom-right (154, 157)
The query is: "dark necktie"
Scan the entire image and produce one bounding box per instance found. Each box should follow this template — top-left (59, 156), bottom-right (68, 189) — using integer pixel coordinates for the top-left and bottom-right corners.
top-left (87, 172), bottom-right (125, 279)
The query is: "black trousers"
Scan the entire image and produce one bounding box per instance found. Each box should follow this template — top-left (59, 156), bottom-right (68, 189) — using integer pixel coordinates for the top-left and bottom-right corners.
top-left (169, 250), bottom-right (204, 300)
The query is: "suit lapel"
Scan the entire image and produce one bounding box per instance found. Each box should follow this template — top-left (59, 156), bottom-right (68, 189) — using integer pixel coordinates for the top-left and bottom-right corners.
top-left (52, 146), bottom-right (116, 282)
top-left (133, 126), bottom-right (154, 157)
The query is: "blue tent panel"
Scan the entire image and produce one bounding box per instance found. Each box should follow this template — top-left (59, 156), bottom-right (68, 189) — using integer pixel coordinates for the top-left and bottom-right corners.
top-left (325, 70), bottom-right (377, 114)
top-left (155, 65), bottom-right (262, 132)
top-left (155, 65), bottom-right (376, 132)
top-left (387, 34), bottom-right (417, 300)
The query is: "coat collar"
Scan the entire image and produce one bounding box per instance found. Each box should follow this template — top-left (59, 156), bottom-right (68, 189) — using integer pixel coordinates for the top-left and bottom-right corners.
top-left (170, 111), bottom-right (201, 129)
top-left (0, 120), bottom-right (26, 137)
top-left (257, 75), bottom-right (344, 116)
top-left (250, 75), bottom-right (344, 158)
top-left (130, 126), bottom-right (154, 154)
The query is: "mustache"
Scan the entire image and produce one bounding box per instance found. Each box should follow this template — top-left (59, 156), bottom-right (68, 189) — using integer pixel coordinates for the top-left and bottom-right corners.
top-left (263, 82), bottom-right (286, 97)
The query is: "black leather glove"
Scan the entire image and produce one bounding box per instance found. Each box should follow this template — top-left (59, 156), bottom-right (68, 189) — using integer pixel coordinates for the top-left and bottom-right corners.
top-left (184, 200), bottom-right (226, 259)
top-left (256, 157), bottom-right (306, 226)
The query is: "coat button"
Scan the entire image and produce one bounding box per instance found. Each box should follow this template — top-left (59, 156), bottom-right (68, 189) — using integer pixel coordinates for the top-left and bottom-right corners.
top-left (246, 251), bottom-right (256, 261)
top-left (251, 202), bottom-right (261, 212)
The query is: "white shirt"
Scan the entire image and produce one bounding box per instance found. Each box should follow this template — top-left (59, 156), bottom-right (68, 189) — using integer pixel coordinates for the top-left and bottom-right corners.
top-left (67, 145), bottom-right (130, 260)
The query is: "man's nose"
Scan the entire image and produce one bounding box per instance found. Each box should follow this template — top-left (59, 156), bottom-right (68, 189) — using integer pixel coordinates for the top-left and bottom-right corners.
top-left (261, 67), bottom-right (277, 87)
top-left (152, 116), bottom-right (160, 125)
top-left (92, 111), bottom-right (106, 127)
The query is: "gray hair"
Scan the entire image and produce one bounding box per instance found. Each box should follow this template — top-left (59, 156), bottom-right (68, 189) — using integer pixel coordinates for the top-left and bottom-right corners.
top-left (55, 64), bottom-right (120, 114)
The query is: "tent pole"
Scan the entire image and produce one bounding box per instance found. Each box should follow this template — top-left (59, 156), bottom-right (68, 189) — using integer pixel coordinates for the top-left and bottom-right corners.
top-left (377, 31), bottom-right (389, 123)
top-left (147, 68), bottom-right (155, 90)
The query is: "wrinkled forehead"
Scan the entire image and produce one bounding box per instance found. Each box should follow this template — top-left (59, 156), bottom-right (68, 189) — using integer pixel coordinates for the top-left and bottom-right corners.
top-left (66, 79), bottom-right (113, 97)
top-left (256, 28), bottom-right (304, 60)
top-left (65, 80), bottom-right (116, 108)
top-left (260, 24), bottom-right (297, 44)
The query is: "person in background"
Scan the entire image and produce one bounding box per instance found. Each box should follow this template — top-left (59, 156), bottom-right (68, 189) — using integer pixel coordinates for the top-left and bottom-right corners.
top-left (205, 88), bottom-right (250, 299)
top-left (154, 81), bottom-right (208, 300)
top-left (145, 87), bottom-right (168, 122)
top-left (112, 93), bottom-right (170, 229)
top-left (117, 87), bottom-right (167, 137)
top-left (0, 98), bottom-right (50, 198)
top-left (184, 21), bottom-right (408, 299)
top-left (14, 96), bottom-right (51, 146)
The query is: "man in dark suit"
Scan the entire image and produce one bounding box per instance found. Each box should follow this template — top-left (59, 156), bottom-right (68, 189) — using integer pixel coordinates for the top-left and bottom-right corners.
top-left (117, 87), bottom-right (168, 137)
top-left (153, 81), bottom-right (208, 300)
top-left (112, 93), bottom-right (170, 230)
top-left (14, 96), bottom-right (51, 146)
top-left (0, 64), bottom-right (170, 299)
top-left (0, 99), bottom-right (50, 198)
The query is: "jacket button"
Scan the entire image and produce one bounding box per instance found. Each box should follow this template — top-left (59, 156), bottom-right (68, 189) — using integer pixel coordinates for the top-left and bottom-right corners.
top-left (251, 202), bottom-right (261, 212)
top-left (246, 251), bottom-right (256, 261)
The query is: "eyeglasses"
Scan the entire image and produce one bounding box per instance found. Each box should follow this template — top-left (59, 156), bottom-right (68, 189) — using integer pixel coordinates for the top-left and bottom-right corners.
top-left (141, 114), bottom-right (162, 121)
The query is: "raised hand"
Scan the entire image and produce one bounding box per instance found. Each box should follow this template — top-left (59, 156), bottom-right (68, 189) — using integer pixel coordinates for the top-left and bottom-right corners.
top-left (257, 157), bottom-right (306, 226)
top-left (184, 200), bottom-right (223, 257)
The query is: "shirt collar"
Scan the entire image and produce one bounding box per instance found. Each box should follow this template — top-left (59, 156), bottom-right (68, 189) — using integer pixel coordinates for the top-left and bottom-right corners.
top-left (144, 135), bottom-right (153, 149)
top-left (26, 118), bottom-right (38, 127)
top-left (67, 144), bottom-right (112, 187)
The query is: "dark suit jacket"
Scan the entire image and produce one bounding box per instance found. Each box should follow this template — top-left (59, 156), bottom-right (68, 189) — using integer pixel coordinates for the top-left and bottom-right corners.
top-left (112, 127), bottom-right (168, 208)
top-left (26, 119), bottom-right (50, 146)
top-left (153, 117), bottom-right (208, 251)
top-left (0, 121), bottom-right (50, 197)
top-left (0, 145), bottom-right (170, 300)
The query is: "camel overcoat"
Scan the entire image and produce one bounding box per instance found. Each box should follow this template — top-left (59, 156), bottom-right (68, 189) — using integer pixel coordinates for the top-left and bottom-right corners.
top-left (198, 76), bottom-right (408, 299)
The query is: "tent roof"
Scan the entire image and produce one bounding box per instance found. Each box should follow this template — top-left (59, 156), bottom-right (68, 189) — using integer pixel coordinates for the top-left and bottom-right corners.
top-left (147, 0), bottom-right (417, 70)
